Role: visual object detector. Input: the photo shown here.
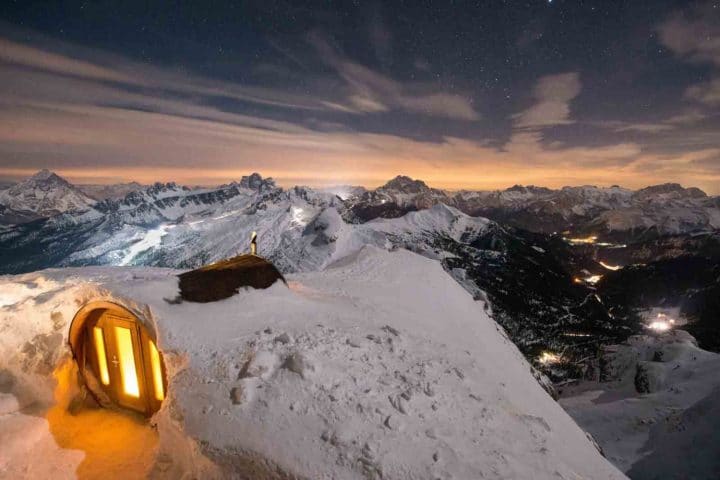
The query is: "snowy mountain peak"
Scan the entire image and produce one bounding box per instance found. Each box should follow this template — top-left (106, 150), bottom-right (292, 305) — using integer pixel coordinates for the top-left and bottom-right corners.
top-left (145, 181), bottom-right (187, 197)
top-left (634, 183), bottom-right (707, 200)
top-left (29, 168), bottom-right (59, 182)
top-left (381, 175), bottom-right (431, 193)
top-left (239, 172), bottom-right (276, 191)
top-left (506, 184), bottom-right (553, 195)
top-left (0, 169), bottom-right (96, 223)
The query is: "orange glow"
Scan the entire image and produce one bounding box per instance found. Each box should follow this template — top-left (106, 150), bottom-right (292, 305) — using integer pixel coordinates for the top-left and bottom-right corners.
top-left (538, 351), bottom-right (561, 365)
top-left (114, 326), bottom-right (140, 398)
top-left (46, 359), bottom-right (159, 478)
top-left (599, 261), bottom-right (622, 271)
top-left (566, 235), bottom-right (598, 245)
top-left (148, 340), bottom-right (164, 401)
top-left (0, 37), bottom-right (719, 194)
top-left (93, 327), bottom-right (110, 385)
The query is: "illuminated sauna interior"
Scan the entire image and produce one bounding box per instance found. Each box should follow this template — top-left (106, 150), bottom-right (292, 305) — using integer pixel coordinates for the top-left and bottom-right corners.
top-left (69, 301), bottom-right (166, 416)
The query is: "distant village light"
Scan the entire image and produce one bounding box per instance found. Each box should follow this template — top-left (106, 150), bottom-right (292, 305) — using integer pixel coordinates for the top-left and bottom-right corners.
top-left (648, 320), bottom-right (671, 332)
top-left (647, 313), bottom-right (675, 332)
top-left (538, 351), bottom-right (561, 365)
top-left (566, 235), bottom-right (598, 245)
top-left (599, 261), bottom-right (621, 271)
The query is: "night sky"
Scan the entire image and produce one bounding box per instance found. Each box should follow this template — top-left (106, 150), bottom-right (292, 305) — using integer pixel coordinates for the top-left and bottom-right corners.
top-left (0, 1), bottom-right (718, 192)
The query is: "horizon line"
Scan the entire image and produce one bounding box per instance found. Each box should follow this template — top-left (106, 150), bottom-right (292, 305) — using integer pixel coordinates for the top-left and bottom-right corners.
top-left (0, 168), bottom-right (715, 195)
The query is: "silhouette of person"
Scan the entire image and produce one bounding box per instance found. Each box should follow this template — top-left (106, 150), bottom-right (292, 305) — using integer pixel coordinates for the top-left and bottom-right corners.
top-left (250, 231), bottom-right (257, 255)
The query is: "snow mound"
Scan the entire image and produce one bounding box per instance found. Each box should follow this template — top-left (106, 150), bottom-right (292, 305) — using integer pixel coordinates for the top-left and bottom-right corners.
top-left (0, 247), bottom-right (624, 479)
top-left (560, 330), bottom-right (720, 477)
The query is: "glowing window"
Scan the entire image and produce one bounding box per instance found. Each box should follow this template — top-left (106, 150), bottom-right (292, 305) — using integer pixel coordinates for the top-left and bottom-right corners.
top-left (148, 340), bottom-right (165, 401)
top-left (93, 327), bottom-right (110, 385)
top-left (114, 326), bottom-right (140, 398)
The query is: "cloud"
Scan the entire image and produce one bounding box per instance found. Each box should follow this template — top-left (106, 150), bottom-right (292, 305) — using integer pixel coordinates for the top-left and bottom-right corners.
top-left (0, 37), bottom-right (136, 85)
top-left (0, 31), bottom-right (719, 193)
top-left (657, 3), bottom-right (720, 67)
top-left (308, 32), bottom-right (479, 120)
top-left (0, 36), bottom-right (336, 113)
top-left (665, 109), bottom-right (707, 125)
top-left (513, 72), bottom-right (581, 128)
top-left (685, 78), bottom-right (720, 105)
top-left (1, 99), bottom-right (717, 192)
top-left (657, 2), bottom-right (720, 105)
top-left (595, 121), bottom-right (675, 134)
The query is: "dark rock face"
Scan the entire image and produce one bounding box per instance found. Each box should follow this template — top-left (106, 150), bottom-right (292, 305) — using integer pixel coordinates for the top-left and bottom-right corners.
top-left (240, 172), bottom-right (276, 192)
top-left (634, 361), bottom-right (665, 393)
top-left (382, 175), bottom-right (431, 194)
top-left (633, 183), bottom-right (707, 200)
top-left (347, 202), bottom-right (419, 222)
top-left (684, 282), bottom-right (720, 352)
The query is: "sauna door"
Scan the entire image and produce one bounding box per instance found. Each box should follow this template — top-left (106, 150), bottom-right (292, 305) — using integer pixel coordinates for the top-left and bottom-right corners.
top-left (89, 311), bottom-right (148, 413)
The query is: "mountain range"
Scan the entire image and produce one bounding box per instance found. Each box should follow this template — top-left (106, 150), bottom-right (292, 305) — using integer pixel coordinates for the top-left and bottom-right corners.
top-left (1, 171), bottom-right (718, 378)
top-left (344, 176), bottom-right (720, 242)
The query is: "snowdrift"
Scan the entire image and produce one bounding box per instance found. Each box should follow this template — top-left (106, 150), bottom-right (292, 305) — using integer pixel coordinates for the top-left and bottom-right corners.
top-left (561, 330), bottom-right (720, 478)
top-left (0, 246), bottom-right (625, 479)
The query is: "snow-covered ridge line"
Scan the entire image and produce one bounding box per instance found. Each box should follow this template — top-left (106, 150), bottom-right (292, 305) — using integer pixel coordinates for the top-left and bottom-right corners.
top-left (0, 246), bottom-right (626, 479)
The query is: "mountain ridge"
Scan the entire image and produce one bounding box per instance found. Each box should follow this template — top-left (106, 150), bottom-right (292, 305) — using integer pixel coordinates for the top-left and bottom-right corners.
top-left (1, 169), bottom-right (718, 380)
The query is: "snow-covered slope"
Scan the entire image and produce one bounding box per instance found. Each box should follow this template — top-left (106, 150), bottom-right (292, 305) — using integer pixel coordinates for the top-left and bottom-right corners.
top-left (0, 247), bottom-right (625, 479)
top-left (0, 170), bottom-right (96, 224)
top-left (560, 330), bottom-right (720, 478)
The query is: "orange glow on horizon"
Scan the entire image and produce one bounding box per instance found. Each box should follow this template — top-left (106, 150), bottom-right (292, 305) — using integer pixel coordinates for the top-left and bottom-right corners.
top-left (2, 165), bottom-right (717, 194)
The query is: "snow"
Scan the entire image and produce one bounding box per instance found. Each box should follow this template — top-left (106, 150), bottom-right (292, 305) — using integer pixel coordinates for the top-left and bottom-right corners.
top-left (560, 330), bottom-right (720, 477)
top-left (0, 170), bottom-right (95, 220)
top-left (119, 224), bottom-right (174, 266)
top-left (0, 247), bottom-right (624, 479)
top-left (451, 183), bottom-right (719, 237)
top-left (4, 172), bottom-right (719, 276)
